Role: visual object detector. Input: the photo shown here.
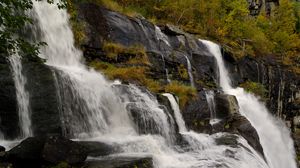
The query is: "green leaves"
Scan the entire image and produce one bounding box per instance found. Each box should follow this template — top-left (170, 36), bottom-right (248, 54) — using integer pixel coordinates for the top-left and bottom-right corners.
top-left (0, 0), bottom-right (66, 57)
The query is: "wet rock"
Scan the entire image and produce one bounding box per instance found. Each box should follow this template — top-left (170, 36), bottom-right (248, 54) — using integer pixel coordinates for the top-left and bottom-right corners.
top-left (6, 136), bottom-right (45, 167)
top-left (22, 61), bottom-right (62, 137)
top-left (215, 134), bottom-right (239, 147)
top-left (0, 145), bottom-right (5, 152)
top-left (215, 94), bottom-right (239, 119)
top-left (84, 156), bottom-right (153, 168)
top-left (42, 136), bottom-right (87, 164)
top-left (0, 55), bottom-right (19, 139)
top-left (226, 113), bottom-right (264, 158)
top-left (78, 141), bottom-right (115, 157)
top-left (162, 24), bottom-right (185, 36)
top-left (5, 136), bottom-right (88, 167)
top-left (182, 91), bottom-right (212, 134)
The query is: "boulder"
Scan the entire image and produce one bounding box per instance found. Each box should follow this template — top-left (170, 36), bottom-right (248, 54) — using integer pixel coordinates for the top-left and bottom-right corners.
top-left (42, 136), bottom-right (87, 165)
top-left (5, 136), bottom-right (45, 167)
top-left (226, 113), bottom-right (264, 158)
top-left (215, 94), bottom-right (239, 119)
top-left (0, 145), bottom-right (5, 152)
top-left (5, 136), bottom-right (88, 167)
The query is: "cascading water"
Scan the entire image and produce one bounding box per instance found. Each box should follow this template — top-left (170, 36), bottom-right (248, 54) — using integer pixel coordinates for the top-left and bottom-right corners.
top-left (31, 1), bottom-right (134, 138)
top-left (200, 39), bottom-right (297, 168)
top-left (184, 55), bottom-right (195, 87)
top-left (9, 53), bottom-right (32, 138)
top-left (204, 90), bottom-right (220, 125)
top-left (26, 1), bottom-right (272, 167)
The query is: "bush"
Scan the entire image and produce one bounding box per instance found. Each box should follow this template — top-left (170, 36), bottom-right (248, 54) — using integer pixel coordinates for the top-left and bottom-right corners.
top-left (165, 81), bottom-right (197, 108)
top-left (239, 81), bottom-right (267, 99)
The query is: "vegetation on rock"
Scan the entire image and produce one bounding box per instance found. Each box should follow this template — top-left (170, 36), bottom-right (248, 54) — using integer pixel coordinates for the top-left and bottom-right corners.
top-left (239, 81), bottom-right (268, 99)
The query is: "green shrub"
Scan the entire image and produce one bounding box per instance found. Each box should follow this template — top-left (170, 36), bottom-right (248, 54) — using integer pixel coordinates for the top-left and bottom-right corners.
top-left (239, 81), bottom-right (267, 99)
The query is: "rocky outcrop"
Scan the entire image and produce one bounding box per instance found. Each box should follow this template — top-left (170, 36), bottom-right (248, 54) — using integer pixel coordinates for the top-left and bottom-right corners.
top-left (22, 60), bottom-right (63, 137)
top-left (0, 55), bottom-right (19, 139)
top-left (5, 136), bottom-right (87, 167)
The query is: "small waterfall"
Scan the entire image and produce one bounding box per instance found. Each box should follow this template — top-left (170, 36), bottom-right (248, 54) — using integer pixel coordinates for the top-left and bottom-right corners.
top-left (160, 54), bottom-right (170, 83)
top-left (9, 53), bottom-right (32, 138)
top-left (162, 93), bottom-right (187, 132)
top-left (204, 90), bottom-right (220, 125)
top-left (155, 26), bottom-right (170, 46)
top-left (184, 55), bottom-right (195, 87)
top-left (200, 39), bottom-right (297, 168)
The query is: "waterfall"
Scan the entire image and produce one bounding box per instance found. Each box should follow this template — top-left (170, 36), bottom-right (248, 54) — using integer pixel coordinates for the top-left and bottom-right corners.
top-left (31, 0), bottom-right (134, 137)
top-left (155, 26), bottom-right (170, 46)
top-left (204, 90), bottom-right (220, 125)
top-left (184, 55), bottom-right (195, 87)
top-left (9, 53), bottom-right (32, 138)
top-left (26, 1), bottom-right (272, 167)
top-left (160, 54), bottom-right (171, 83)
top-left (200, 39), bottom-right (297, 168)
top-left (162, 93), bottom-right (187, 132)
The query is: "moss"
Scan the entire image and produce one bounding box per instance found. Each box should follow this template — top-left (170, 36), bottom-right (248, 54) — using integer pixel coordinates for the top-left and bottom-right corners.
top-left (102, 42), bottom-right (150, 65)
top-left (239, 81), bottom-right (268, 99)
top-left (196, 79), bottom-right (217, 89)
top-left (178, 64), bottom-right (189, 80)
top-left (67, 0), bottom-right (87, 47)
top-left (50, 162), bottom-right (70, 168)
top-left (165, 81), bottom-right (197, 108)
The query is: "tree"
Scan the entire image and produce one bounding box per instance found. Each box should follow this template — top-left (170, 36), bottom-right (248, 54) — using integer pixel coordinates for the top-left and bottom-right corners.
top-left (0, 0), bottom-right (66, 57)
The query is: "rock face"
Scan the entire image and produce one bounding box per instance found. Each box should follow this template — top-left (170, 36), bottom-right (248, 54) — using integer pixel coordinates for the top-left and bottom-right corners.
top-left (214, 94), bottom-right (239, 119)
top-left (22, 60), bottom-right (63, 137)
top-left (5, 136), bottom-right (89, 167)
top-left (0, 55), bottom-right (19, 139)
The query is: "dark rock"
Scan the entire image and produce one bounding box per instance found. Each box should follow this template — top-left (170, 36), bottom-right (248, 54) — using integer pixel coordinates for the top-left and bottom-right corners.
top-left (215, 134), bottom-right (239, 147)
top-left (78, 141), bottom-right (115, 157)
top-left (6, 136), bottom-right (88, 167)
top-left (162, 24), bottom-right (185, 36)
top-left (0, 56), bottom-right (19, 139)
top-left (0, 145), bottom-right (5, 152)
top-left (215, 94), bottom-right (239, 119)
top-left (6, 136), bottom-right (45, 167)
top-left (22, 61), bottom-right (62, 137)
top-left (42, 136), bottom-right (87, 164)
top-left (226, 113), bottom-right (264, 158)
top-left (84, 156), bottom-right (153, 168)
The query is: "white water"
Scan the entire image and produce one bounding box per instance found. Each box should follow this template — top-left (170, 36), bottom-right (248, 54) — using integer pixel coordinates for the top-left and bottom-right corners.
top-left (9, 53), bottom-right (32, 138)
top-left (155, 26), bottom-right (170, 46)
top-left (184, 55), bottom-right (195, 87)
top-left (22, 1), bottom-right (272, 167)
top-left (204, 90), bottom-right (220, 125)
top-left (162, 93), bottom-right (187, 132)
top-left (200, 39), bottom-right (297, 168)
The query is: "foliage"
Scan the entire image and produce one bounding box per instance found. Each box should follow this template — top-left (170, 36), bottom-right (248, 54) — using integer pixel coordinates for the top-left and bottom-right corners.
top-left (0, 0), bottom-right (66, 57)
top-left (90, 0), bottom-right (300, 69)
top-left (178, 64), bottom-right (189, 80)
top-left (239, 81), bottom-right (268, 99)
top-left (90, 61), bottom-right (161, 92)
top-left (165, 81), bottom-right (197, 108)
top-left (50, 162), bottom-right (70, 168)
top-left (102, 41), bottom-right (149, 65)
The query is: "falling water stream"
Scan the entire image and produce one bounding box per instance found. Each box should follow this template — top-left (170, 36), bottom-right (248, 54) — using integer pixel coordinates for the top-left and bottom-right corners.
top-left (9, 53), bottom-right (32, 138)
top-left (0, 0), bottom-right (287, 167)
top-left (200, 39), bottom-right (297, 168)
top-left (185, 55), bottom-right (195, 87)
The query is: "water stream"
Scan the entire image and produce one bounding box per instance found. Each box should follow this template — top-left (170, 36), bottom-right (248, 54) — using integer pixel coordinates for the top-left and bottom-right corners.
top-left (0, 1), bottom-right (282, 167)
top-left (200, 39), bottom-right (297, 168)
